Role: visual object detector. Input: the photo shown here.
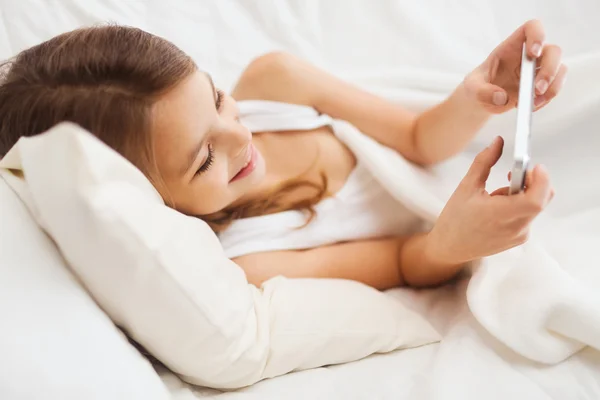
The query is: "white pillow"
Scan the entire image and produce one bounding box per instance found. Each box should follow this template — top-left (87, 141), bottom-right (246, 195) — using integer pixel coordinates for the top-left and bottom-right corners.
top-left (0, 122), bottom-right (440, 389)
top-left (0, 174), bottom-right (170, 400)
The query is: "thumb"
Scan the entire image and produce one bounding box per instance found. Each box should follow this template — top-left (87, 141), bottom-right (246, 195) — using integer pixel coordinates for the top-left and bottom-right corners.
top-left (465, 136), bottom-right (504, 188)
top-left (476, 83), bottom-right (510, 110)
top-left (490, 186), bottom-right (510, 196)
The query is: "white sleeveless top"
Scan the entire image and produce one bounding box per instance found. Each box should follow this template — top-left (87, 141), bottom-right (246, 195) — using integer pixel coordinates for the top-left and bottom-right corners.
top-left (219, 100), bottom-right (425, 258)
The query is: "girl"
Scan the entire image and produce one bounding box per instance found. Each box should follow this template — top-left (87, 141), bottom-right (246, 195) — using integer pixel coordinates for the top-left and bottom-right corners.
top-left (0, 21), bottom-right (563, 289)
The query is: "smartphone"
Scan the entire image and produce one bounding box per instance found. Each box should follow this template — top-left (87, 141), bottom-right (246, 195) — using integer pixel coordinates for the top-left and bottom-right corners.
top-left (509, 43), bottom-right (537, 195)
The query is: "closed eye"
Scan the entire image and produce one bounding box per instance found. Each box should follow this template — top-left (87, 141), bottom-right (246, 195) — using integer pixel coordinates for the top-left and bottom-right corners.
top-left (215, 89), bottom-right (224, 112)
top-left (197, 143), bottom-right (214, 176)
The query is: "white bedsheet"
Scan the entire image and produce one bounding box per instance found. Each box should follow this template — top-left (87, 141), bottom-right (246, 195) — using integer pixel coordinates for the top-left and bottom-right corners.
top-left (163, 280), bottom-right (600, 400)
top-left (2, 0), bottom-right (599, 398)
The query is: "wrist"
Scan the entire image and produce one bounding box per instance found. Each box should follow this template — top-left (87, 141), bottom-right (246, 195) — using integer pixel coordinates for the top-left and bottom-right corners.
top-left (423, 230), bottom-right (469, 268)
top-left (400, 232), bottom-right (468, 287)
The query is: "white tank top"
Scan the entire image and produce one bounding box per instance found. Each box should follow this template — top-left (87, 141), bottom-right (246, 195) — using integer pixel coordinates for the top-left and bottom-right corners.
top-left (219, 100), bottom-right (425, 258)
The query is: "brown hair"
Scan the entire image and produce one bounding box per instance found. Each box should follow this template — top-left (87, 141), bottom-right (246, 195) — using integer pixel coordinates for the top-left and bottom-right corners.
top-left (0, 25), bottom-right (326, 232)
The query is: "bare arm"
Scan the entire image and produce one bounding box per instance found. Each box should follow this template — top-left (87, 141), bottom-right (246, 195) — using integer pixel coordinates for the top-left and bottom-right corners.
top-left (229, 52), bottom-right (473, 289)
top-left (230, 23), bottom-right (561, 288)
top-left (233, 135), bottom-right (555, 290)
top-left (233, 233), bottom-right (464, 290)
top-left (232, 52), bottom-right (491, 166)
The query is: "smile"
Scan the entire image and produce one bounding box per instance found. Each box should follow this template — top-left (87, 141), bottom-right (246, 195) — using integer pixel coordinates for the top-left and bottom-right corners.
top-left (230, 144), bottom-right (258, 183)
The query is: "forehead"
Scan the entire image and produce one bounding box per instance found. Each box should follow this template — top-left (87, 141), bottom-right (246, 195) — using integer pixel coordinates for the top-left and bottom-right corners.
top-left (151, 71), bottom-right (216, 178)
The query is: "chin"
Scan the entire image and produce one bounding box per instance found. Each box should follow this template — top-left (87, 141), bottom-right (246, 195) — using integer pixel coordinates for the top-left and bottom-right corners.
top-left (230, 154), bottom-right (266, 204)
top-left (251, 153), bottom-right (267, 183)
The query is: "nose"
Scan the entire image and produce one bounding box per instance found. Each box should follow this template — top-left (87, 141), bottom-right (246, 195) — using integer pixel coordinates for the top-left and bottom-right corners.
top-left (220, 118), bottom-right (252, 157)
top-left (216, 95), bottom-right (251, 156)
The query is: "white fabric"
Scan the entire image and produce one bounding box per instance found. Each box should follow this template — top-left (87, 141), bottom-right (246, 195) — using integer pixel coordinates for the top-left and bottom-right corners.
top-left (0, 174), bottom-right (171, 400)
top-left (236, 100), bottom-right (335, 132)
top-left (220, 100), bottom-right (425, 259)
top-left (2, 0), bottom-right (600, 399)
top-left (331, 81), bottom-right (600, 363)
top-left (0, 123), bottom-right (440, 389)
top-left (168, 280), bottom-right (600, 400)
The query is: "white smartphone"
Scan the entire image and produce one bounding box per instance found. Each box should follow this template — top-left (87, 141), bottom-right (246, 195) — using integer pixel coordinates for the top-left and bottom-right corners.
top-left (509, 43), bottom-right (537, 195)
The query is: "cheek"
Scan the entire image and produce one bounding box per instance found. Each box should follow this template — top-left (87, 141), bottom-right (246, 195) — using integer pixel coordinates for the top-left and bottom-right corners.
top-left (190, 159), bottom-right (233, 214)
top-left (209, 157), bottom-right (231, 190)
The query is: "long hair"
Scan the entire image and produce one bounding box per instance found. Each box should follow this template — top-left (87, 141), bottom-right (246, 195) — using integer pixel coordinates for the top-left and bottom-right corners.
top-left (0, 25), bottom-right (326, 232)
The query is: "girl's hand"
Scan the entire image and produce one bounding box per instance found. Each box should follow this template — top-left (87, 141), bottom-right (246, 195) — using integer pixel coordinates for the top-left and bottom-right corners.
top-left (463, 19), bottom-right (567, 113)
top-left (425, 136), bottom-right (554, 265)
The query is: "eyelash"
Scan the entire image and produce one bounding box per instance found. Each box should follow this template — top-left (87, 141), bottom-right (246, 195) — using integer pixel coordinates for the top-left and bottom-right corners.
top-left (215, 89), bottom-right (224, 111)
top-left (197, 142), bottom-right (214, 175)
top-left (196, 88), bottom-right (223, 176)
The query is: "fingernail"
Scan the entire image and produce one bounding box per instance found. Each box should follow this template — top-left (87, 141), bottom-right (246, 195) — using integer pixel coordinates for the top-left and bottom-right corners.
top-left (534, 95), bottom-right (546, 107)
top-left (538, 164), bottom-right (547, 174)
top-left (488, 136), bottom-right (499, 148)
top-left (531, 42), bottom-right (542, 57)
top-left (536, 79), bottom-right (548, 94)
top-left (492, 91), bottom-right (507, 106)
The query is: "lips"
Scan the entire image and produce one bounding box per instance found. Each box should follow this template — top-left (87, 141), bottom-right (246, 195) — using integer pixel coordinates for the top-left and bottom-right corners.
top-left (230, 144), bottom-right (258, 183)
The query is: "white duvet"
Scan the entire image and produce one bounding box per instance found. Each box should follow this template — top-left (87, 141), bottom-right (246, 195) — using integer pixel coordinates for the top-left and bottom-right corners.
top-left (2, 0), bottom-right (600, 399)
top-left (333, 48), bottom-right (600, 364)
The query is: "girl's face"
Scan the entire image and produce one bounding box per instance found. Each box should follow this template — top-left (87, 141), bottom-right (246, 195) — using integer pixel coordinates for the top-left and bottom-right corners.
top-left (151, 70), bottom-right (265, 216)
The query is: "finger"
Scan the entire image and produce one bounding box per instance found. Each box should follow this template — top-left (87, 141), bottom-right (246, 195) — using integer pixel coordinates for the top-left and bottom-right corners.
top-left (513, 168), bottom-right (535, 193)
top-left (508, 168), bottom-right (533, 188)
top-left (534, 64), bottom-right (568, 110)
top-left (465, 136), bottom-right (504, 187)
top-left (499, 19), bottom-right (545, 56)
top-left (535, 44), bottom-right (562, 96)
top-left (502, 169), bottom-right (532, 197)
top-left (490, 186), bottom-right (510, 196)
top-left (476, 82), bottom-right (509, 110)
top-left (524, 168), bottom-right (534, 188)
top-left (523, 19), bottom-right (546, 58)
top-left (520, 164), bottom-right (552, 213)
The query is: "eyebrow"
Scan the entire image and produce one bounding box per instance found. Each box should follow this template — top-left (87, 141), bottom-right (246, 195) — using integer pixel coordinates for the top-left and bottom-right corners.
top-left (205, 72), bottom-right (217, 104)
top-left (182, 73), bottom-right (217, 176)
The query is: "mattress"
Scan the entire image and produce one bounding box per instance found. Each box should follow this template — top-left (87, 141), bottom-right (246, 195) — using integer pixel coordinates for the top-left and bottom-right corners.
top-left (1, 0), bottom-right (599, 399)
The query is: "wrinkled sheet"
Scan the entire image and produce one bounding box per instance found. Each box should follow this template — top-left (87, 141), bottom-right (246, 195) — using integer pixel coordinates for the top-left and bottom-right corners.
top-left (1, 0), bottom-right (599, 398)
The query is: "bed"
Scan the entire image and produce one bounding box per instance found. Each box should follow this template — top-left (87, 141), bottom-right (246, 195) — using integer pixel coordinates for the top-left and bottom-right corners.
top-left (1, 1), bottom-right (599, 399)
